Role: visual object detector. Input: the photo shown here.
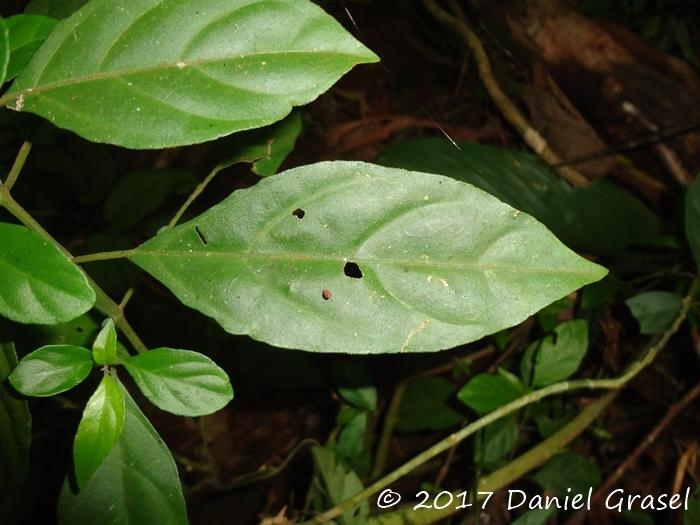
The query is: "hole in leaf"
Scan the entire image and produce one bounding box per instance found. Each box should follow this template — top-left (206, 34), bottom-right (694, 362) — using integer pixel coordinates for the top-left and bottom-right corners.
top-left (292, 208), bottom-right (305, 219)
top-left (344, 261), bottom-right (363, 279)
top-left (195, 225), bottom-right (208, 246)
top-left (322, 289), bottom-right (332, 300)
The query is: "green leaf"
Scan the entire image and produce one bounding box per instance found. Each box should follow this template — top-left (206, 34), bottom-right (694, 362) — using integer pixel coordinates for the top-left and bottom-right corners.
top-left (103, 169), bottom-right (177, 231)
top-left (123, 347), bottom-right (232, 416)
top-left (685, 175), bottom-right (700, 269)
top-left (626, 291), bottom-right (683, 334)
top-left (396, 376), bottom-right (463, 432)
top-left (0, 342), bottom-right (31, 520)
top-left (380, 138), bottom-right (660, 256)
top-left (528, 320), bottom-right (588, 387)
top-left (6, 0), bottom-right (378, 149)
top-left (0, 222), bottom-right (96, 325)
top-left (532, 451), bottom-right (601, 495)
top-left (0, 17), bottom-right (9, 85)
top-left (8, 344), bottom-right (93, 396)
top-left (311, 445), bottom-right (368, 525)
top-left (474, 413), bottom-right (519, 467)
top-left (336, 412), bottom-right (369, 468)
top-left (91, 318), bottom-right (117, 365)
top-left (457, 369), bottom-right (525, 414)
top-left (685, 488), bottom-right (700, 525)
top-left (216, 110), bottom-right (302, 176)
top-left (73, 374), bottom-right (125, 489)
top-left (511, 507), bottom-right (557, 525)
top-left (330, 361), bottom-right (376, 411)
top-left (25, 0), bottom-right (88, 19)
top-left (130, 161), bottom-right (607, 354)
top-left (58, 385), bottom-right (187, 524)
top-left (4, 15), bottom-right (59, 81)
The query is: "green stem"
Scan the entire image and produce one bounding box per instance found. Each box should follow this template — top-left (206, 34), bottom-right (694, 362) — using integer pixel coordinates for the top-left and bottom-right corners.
top-left (72, 249), bottom-right (138, 264)
top-left (169, 162), bottom-right (227, 228)
top-left (3, 141), bottom-right (32, 191)
top-left (371, 381), bottom-right (407, 480)
top-left (0, 186), bottom-right (147, 353)
top-left (365, 392), bottom-right (617, 525)
top-left (301, 279), bottom-right (697, 524)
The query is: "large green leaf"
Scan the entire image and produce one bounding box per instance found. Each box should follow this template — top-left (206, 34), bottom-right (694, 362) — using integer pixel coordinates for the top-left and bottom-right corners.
top-left (58, 384), bottom-right (187, 525)
top-left (380, 138), bottom-right (660, 256)
top-left (0, 17), bottom-right (8, 85)
top-left (0, 342), bottom-right (31, 521)
top-left (0, 222), bottom-right (96, 325)
top-left (122, 347), bottom-right (233, 416)
top-left (73, 374), bottom-right (125, 489)
top-left (5, 0), bottom-right (378, 149)
top-left (9, 344), bottom-right (93, 396)
top-left (131, 162), bottom-right (607, 354)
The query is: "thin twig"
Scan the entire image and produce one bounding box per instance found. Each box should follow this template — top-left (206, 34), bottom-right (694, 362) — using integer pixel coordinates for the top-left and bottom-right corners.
top-left (169, 162), bottom-right (228, 228)
top-left (422, 0), bottom-right (589, 187)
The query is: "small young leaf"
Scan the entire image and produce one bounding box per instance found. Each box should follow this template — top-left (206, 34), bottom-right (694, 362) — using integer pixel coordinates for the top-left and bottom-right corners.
top-left (0, 342), bottom-right (31, 518)
top-left (123, 348), bottom-right (233, 417)
top-left (626, 291), bottom-right (683, 334)
top-left (4, 15), bottom-right (58, 81)
top-left (330, 361), bottom-right (376, 412)
top-left (130, 161), bottom-right (607, 354)
top-left (311, 446), bottom-right (368, 525)
top-left (58, 385), bottom-right (187, 524)
top-left (532, 451), bottom-right (601, 495)
top-left (531, 319), bottom-right (588, 387)
top-left (73, 374), bottom-right (125, 489)
top-left (91, 318), bottom-right (117, 365)
top-left (9, 344), bottom-right (93, 396)
top-left (457, 369), bottom-right (525, 414)
top-left (0, 222), bottom-right (96, 325)
top-left (6, 0), bottom-right (378, 148)
top-left (396, 377), bottom-right (463, 432)
top-left (685, 176), bottom-right (700, 269)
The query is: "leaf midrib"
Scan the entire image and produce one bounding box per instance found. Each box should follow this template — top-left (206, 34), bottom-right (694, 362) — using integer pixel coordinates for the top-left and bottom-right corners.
top-left (131, 248), bottom-right (598, 276)
top-left (6, 50), bottom-right (371, 102)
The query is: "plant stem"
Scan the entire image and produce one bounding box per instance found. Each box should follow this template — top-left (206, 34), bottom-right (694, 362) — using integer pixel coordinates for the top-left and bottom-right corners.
top-left (169, 162), bottom-right (228, 228)
top-left (301, 279), bottom-right (697, 524)
top-left (0, 185), bottom-right (147, 353)
top-left (72, 249), bottom-right (138, 264)
top-left (365, 392), bottom-right (617, 525)
top-left (3, 141), bottom-right (32, 191)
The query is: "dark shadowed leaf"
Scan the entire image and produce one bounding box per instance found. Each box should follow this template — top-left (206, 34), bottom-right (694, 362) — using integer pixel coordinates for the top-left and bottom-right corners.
top-left (123, 348), bottom-right (232, 416)
top-left (58, 385), bottom-right (187, 524)
top-left (0, 222), bottom-right (95, 324)
top-left (532, 451), bottom-right (601, 495)
top-left (474, 413), bottom-right (519, 467)
top-left (330, 361), bottom-right (376, 411)
top-left (130, 162), bottom-right (607, 354)
top-left (0, 342), bottom-right (31, 520)
top-left (380, 138), bottom-right (660, 256)
top-left (73, 374), bottom-right (124, 489)
top-left (0, 18), bottom-right (8, 85)
top-left (626, 291), bottom-right (683, 334)
top-left (9, 344), bottom-right (93, 396)
top-left (396, 377), bottom-right (462, 432)
top-left (6, 0), bottom-right (378, 148)
top-left (685, 176), bottom-right (700, 269)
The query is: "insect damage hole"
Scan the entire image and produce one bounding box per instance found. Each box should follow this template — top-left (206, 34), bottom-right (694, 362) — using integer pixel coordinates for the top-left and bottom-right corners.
top-left (292, 208), bottom-right (305, 219)
top-left (194, 225), bottom-right (208, 246)
top-left (344, 261), bottom-right (363, 279)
